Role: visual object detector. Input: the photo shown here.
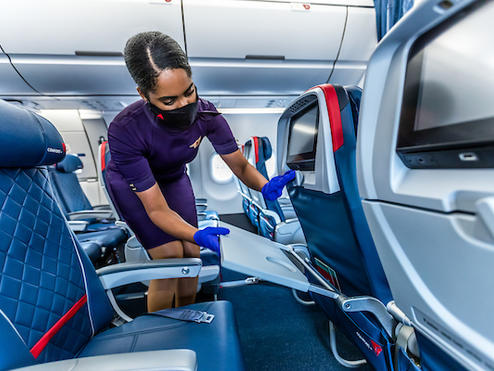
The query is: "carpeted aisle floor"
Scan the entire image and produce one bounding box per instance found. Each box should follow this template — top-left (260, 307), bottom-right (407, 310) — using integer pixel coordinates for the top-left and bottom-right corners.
top-left (218, 213), bottom-right (371, 371)
top-left (219, 269), bottom-right (372, 371)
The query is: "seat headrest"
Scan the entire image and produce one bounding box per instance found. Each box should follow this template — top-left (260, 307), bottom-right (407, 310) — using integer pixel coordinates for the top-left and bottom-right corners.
top-left (56, 154), bottom-right (83, 173)
top-left (260, 137), bottom-right (272, 160)
top-left (0, 100), bottom-right (65, 167)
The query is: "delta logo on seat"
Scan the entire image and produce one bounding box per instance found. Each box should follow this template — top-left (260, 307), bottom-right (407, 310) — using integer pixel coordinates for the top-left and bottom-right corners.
top-left (355, 331), bottom-right (383, 357)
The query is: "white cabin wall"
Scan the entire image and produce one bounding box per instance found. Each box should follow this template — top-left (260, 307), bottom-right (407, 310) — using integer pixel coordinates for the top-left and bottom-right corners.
top-left (38, 109), bottom-right (108, 207)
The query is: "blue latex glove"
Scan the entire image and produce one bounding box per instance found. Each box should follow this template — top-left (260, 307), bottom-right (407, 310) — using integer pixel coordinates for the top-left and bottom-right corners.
top-left (261, 170), bottom-right (296, 201)
top-left (193, 227), bottom-right (230, 257)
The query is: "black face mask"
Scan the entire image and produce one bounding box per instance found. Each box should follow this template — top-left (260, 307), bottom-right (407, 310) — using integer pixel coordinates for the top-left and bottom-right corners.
top-left (148, 99), bottom-right (199, 131)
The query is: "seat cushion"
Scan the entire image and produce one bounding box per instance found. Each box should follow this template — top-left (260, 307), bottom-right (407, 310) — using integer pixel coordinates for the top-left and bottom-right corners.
top-left (80, 301), bottom-right (244, 371)
top-left (79, 241), bottom-right (102, 263)
top-left (76, 228), bottom-right (126, 248)
top-left (85, 221), bottom-right (117, 232)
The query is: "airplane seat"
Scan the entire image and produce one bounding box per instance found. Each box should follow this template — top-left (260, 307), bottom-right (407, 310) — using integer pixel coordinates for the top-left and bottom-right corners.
top-left (48, 154), bottom-right (128, 263)
top-left (78, 240), bottom-right (103, 264)
top-left (239, 140), bottom-right (260, 230)
top-left (245, 136), bottom-right (306, 244)
top-left (357, 1), bottom-right (492, 369)
top-left (0, 99), bottom-right (244, 371)
top-left (278, 84), bottom-right (395, 369)
top-left (234, 144), bottom-right (254, 219)
top-left (255, 136), bottom-right (298, 220)
top-left (48, 154), bottom-right (114, 230)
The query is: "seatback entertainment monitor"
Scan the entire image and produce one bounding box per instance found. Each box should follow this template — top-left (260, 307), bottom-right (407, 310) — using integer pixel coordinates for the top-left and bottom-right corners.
top-left (286, 102), bottom-right (319, 171)
top-left (397, 2), bottom-right (494, 168)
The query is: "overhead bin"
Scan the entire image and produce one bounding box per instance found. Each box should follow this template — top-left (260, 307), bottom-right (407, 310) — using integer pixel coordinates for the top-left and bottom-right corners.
top-left (184, 0), bottom-right (346, 60)
top-left (329, 6), bottom-right (377, 84)
top-left (0, 0), bottom-right (184, 95)
top-left (0, 0), bottom-right (376, 96)
top-left (184, 0), bottom-right (376, 94)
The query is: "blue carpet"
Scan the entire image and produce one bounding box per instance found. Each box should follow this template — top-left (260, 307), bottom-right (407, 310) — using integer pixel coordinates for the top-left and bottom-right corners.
top-left (219, 269), bottom-right (372, 371)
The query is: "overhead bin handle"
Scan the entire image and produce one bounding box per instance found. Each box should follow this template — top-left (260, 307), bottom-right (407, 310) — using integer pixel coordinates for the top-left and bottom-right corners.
top-left (245, 55), bottom-right (285, 60)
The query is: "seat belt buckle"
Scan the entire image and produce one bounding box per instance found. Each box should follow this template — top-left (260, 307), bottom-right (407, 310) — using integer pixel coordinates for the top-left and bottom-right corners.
top-left (195, 311), bottom-right (215, 324)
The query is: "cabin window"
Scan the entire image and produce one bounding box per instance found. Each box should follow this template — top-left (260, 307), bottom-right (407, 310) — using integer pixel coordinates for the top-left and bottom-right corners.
top-left (210, 153), bottom-right (233, 184)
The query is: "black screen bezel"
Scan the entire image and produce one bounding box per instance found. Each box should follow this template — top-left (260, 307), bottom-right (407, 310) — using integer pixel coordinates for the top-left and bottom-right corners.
top-left (286, 102), bottom-right (319, 171)
top-left (396, 1), bottom-right (494, 168)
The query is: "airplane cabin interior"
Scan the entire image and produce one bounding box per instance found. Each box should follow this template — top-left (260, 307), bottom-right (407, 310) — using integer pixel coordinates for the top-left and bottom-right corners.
top-left (0, 0), bottom-right (492, 370)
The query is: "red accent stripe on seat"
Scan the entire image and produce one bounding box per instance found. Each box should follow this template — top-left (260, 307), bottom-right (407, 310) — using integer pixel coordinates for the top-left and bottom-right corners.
top-left (100, 141), bottom-right (107, 171)
top-left (30, 295), bottom-right (88, 358)
top-left (253, 137), bottom-right (260, 164)
top-left (314, 84), bottom-right (344, 152)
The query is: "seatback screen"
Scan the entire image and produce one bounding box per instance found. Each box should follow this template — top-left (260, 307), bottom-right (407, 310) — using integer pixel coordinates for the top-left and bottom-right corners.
top-left (286, 103), bottom-right (319, 171)
top-left (397, 1), bottom-right (494, 168)
top-left (413, 11), bottom-right (494, 132)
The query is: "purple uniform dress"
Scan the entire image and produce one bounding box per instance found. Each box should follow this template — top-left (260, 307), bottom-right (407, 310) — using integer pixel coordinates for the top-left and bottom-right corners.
top-left (105, 98), bottom-right (238, 250)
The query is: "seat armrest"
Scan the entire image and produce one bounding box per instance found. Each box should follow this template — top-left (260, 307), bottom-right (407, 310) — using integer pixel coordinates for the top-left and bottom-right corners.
top-left (196, 204), bottom-right (207, 212)
top-left (284, 218), bottom-right (299, 224)
top-left (67, 210), bottom-right (114, 220)
top-left (92, 204), bottom-right (111, 210)
top-left (96, 258), bottom-right (202, 289)
top-left (13, 350), bottom-right (197, 371)
top-left (67, 220), bottom-right (89, 232)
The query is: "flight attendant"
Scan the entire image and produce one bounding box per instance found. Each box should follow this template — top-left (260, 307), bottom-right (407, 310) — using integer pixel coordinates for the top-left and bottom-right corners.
top-left (106, 31), bottom-right (294, 312)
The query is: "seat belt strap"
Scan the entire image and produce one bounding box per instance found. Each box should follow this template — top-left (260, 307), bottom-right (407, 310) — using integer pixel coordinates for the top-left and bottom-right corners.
top-left (396, 324), bottom-right (415, 351)
top-left (145, 308), bottom-right (215, 324)
top-left (393, 324), bottom-right (417, 369)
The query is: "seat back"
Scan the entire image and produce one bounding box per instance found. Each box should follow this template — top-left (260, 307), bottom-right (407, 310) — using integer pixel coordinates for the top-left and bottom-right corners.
top-left (282, 84), bottom-right (391, 301)
top-left (48, 154), bottom-right (93, 215)
top-left (233, 144), bottom-right (252, 217)
top-left (277, 85), bottom-right (393, 369)
top-left (250, 136), bottom-right (286, 222)
top-left (0, 100), bottom-right (113, 369)
top-left (239, 141), bottom-right (260, 229)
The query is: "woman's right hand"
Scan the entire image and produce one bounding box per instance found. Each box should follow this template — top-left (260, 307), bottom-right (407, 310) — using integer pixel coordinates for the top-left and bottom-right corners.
top-left (193, 227), bottom-right (230, 256)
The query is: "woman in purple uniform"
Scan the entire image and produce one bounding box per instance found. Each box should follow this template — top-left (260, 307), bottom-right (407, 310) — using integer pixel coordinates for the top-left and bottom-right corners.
top-left (106, 31), bottom-right (294, 312)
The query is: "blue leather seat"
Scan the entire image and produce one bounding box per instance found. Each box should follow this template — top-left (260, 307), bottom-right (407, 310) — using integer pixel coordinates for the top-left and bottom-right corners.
top-left (0, 99), bottom-right (244, 371)
top-left (49, 154), bottom-right (113, 229)
top-left (238, 141), bottom-right (260, 230)
top-left (79, 240), bottom-right (103, 263)
top-left (48, 153), bottom-right (127, 257)
top-left (80, 301), bottom-right (243, 370)
top-left (283, 85), bottom-right (393, 370)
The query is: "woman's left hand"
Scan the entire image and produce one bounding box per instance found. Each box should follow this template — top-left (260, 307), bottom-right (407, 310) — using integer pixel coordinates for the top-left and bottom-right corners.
top-left (261, 170), bottom-right (296, 201)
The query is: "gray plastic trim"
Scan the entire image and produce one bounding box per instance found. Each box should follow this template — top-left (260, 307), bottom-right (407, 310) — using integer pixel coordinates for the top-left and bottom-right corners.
top-left (13, 350), bottom-right (197, 371)
top-left (67, 209), bottom-right (114, 220)
top-left (357, 0), bottom-right (494, 369)
top-left (97, 259), bottom-right (202, 290)
top-left (220, 222), bottom-right (310, 292)
top-left (277, 89), bottom-right (340, 195)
